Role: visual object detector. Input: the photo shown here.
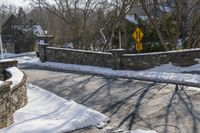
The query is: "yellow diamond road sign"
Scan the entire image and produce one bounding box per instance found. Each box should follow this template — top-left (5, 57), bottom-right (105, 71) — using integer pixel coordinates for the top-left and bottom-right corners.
top-left (133, 27), bottom-right (144, 43)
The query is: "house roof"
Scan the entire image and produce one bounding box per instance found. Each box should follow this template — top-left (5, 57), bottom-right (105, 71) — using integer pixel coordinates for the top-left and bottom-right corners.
top-left (125, 15), bottom-right (148, 24)
top-left (14, 25), bottom-right (45, 37)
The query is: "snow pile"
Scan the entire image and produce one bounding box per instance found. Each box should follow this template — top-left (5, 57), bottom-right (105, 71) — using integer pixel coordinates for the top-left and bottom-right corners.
top-left (0, 84), bottom-right (109, 133)
top-left (6, 67), bottom-right (24, 88)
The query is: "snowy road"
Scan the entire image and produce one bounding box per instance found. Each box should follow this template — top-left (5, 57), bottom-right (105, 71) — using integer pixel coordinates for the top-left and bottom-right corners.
top-left (22, 67), bottom-right (200, 133)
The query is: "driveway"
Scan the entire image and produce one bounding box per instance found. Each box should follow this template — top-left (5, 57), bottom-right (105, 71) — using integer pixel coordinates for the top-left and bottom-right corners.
top-left (22, 67), bottom-right (200, 133)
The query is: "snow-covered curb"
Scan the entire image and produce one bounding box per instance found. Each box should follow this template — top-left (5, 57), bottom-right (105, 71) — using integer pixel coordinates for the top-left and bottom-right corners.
top-left (0, 84), bottom-right (109, 133)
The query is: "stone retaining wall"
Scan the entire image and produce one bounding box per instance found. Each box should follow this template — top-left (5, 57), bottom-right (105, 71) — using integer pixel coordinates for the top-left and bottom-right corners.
top-left (0, 81), bottom-right (13, 128)
top-left (39, 45), bottom-right (200, 70)
top-left (44, 46), bottom-right (113, 68)
top-left (122, 49), bottom-right (200, 70)
top-left (0, 60), bottom-right (27, 129)
top-left (9, 73), bottom-right (28, 112)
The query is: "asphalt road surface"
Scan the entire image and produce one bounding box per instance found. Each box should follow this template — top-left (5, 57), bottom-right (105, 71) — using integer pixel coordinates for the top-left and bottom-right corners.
top-left (22, 67), bottom-right (200, 133)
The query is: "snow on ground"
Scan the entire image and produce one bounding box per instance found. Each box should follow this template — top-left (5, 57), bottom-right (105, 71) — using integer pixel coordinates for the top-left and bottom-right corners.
top-left (0, 52), bottom-right (197, 87)
top-left (104, 126), bottom-right (158, 133)
top-left (146, 60), bottom-right (200, 73)
top-left (0, 52), bottom-right (36, 59)
top-left (16, 55), bottom-right (39, 64)
top-left (3, 52), bottom-right (200, 74)
top-left (13, 55), bottom-right (200, 87)
top-left (0, 84), bottom-right (109, 133)
top-left (3, 53), bottom-right (199, 133)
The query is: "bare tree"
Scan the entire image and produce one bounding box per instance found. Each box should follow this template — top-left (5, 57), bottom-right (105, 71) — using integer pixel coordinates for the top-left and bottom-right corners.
top-left (100, 0), bottom-right (136, 51)
top-left (30, 0), bottom-right (138, 51)
top-left (30, 0), bottom-right (107, 49)
top-left (0, 4), bottom-right (17, 31)
top-left (138, 0), bottom-right (200, 50)
top-left (186, 0), bottom-right (200, 48)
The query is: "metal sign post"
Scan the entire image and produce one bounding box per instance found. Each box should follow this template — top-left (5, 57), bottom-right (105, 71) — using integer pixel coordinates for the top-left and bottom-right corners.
top-left (119, 30), bottom-right (122, 49)
top-left (0, 35), bottom-right (4, 60)
top-left (136, 43), bottom-right (143, 53)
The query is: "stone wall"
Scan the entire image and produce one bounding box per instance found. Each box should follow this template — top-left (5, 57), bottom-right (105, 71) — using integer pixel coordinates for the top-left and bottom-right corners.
top-left (39, 45), bottom-right (200, 70)
top-left (122, 49), bottom-right (200, 70)
top-left (0, 81), bottom-right (13, 128)
top-left (45, 47), bottom-right (113, 68)
top-left (0, 60), bottom-right (27, 129)
top-left (9, 73), bottom-right (28, 111)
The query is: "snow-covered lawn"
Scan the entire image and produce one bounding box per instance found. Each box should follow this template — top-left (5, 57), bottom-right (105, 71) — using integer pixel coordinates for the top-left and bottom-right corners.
top-left (0, 84), bottom-right (109, 133)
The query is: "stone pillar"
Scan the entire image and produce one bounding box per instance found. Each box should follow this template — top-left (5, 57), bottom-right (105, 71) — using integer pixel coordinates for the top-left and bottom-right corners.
top-left (39, 44), bottom-right (49, 62)
top-left (111, 49), bottom-right (126, 70)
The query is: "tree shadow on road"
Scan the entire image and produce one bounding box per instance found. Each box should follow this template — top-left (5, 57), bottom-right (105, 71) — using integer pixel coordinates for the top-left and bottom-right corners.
top-left (113, 84), bottom-right (200, 133)
top-left (31, 73), bottom-right (200, 133)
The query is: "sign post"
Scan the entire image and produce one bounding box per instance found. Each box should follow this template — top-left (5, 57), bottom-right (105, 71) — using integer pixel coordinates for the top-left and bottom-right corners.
top-left (132, 27), bottom-right (144, 53)
top-left (0, 35), bottom-right (4, 60)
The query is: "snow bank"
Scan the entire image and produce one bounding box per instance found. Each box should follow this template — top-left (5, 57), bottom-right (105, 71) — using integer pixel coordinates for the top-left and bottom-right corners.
top-left (19, 59), bottom-right (200, 87)
top-left (8, 54), bottom-right (200, 87)
top-left (0, 84), bottom-right (109, 133)
top-left (6, 67), bottom-right (24, 88)
top-left (146, 61), bottom-right (200, 73)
